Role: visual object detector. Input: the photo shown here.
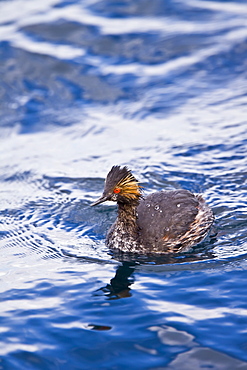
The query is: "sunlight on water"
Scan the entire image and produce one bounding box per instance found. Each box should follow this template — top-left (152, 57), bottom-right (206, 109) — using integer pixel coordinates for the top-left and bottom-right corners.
top-left (0, 0), bottom-right (247, 368)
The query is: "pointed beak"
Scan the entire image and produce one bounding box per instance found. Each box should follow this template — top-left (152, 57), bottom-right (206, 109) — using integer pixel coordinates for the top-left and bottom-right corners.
top-left (91, 195), bottom-right (109, 207)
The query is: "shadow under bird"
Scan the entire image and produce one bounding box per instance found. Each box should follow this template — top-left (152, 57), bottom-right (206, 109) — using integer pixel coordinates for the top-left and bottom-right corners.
top-left (91, 166), bottom-right (214, 254)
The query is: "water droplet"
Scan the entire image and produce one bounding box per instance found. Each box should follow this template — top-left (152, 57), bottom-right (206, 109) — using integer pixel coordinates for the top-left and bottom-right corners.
top-left (165, 227), bottom-right (170, 232)
top-left (177, 204), bottom-right (181, 208)
top-left (146, 203), bottom-right (150, 207)
top-left (155, 205), bottom-right (159, 210)
top-left (160, 210), bottom-right (162, 213)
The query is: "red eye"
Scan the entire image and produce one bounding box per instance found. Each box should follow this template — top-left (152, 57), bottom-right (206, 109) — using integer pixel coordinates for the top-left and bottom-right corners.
top-left (113, 188), bottom-right (121, 194)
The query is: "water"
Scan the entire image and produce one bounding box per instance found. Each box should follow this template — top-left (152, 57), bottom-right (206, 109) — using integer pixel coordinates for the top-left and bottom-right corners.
top-left (1, 0), bottom-right (247, 368)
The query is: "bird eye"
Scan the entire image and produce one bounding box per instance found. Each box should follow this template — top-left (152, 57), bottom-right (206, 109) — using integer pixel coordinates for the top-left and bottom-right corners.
top-left (113, 188), bottom-right (121, 194)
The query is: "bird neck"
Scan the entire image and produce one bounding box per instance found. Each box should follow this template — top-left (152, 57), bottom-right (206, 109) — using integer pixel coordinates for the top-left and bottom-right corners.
top-left (118, 201), bottom-right (138, 219)
top-left (106, 200), bottom-right (141, 252)
top-left (116, 201), bottom-right (139, 235)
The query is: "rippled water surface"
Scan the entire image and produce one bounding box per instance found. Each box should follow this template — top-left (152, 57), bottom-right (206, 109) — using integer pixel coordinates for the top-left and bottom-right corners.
top-left (1, 0), bottom-right (247, 369)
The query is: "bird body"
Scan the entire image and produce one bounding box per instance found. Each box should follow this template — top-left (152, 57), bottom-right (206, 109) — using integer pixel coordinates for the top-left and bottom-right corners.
top-left (92, 166), bottom-right (214, 254)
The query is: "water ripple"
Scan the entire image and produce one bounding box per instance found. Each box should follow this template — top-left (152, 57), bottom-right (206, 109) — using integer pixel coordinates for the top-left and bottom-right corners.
top-left (1, 0), bottom-right (247, 368)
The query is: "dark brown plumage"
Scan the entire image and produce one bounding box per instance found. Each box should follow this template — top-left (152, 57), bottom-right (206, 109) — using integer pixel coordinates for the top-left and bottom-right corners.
top-left (91, 165), bottom-right (214, 254)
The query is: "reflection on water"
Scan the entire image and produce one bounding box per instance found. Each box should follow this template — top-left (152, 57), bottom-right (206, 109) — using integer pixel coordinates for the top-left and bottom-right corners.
top-left (96, 262), bottom-right (136, 299)
top-left (166, 346), bottom-right (247, 370)
top-left (1, 0), bottom-right (247, 368)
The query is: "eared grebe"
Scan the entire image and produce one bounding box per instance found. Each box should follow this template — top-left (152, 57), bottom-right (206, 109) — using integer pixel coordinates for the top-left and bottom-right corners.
top-left (91, 166), bottom-right (214, 254)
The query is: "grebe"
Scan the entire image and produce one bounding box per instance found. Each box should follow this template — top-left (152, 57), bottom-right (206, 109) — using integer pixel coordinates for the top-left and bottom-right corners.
top-left (91, 166), bottom-right (214, 254)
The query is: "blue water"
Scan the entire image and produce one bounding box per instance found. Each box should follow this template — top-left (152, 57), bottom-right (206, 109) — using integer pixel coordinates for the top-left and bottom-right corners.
top-left (1, 0), bottom-right (247, 368)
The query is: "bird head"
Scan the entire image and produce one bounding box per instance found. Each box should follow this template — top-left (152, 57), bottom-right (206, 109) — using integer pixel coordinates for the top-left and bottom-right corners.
top-left (91, 165), bottom-right (142, 206)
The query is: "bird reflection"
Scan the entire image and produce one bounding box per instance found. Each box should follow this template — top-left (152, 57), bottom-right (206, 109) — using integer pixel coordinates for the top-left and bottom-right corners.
top-left (96, 261), bottom-right (137, 299)
top-left (95, 237), bottom-right (216, 300)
